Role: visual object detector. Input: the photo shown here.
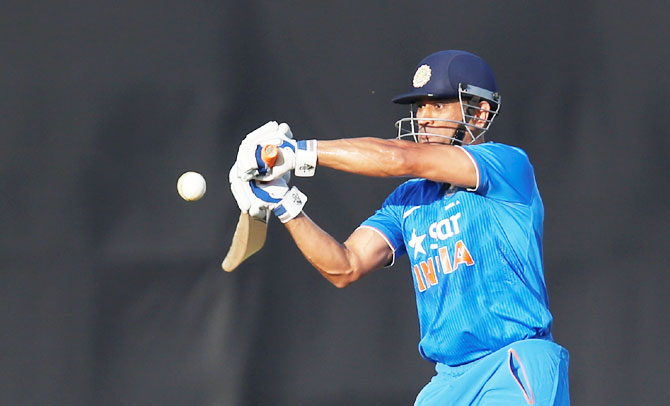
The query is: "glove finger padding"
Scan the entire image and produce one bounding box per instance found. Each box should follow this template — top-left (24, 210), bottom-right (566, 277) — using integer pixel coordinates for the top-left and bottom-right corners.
top-left (247, 201), bottom-right (268, 220)
top-left (229, 161), bottom-right (306, 223)
top-left (278, 122), bottom-right (293, 139)
top-left (242, 121), bottom-right (279, 144)
top-left (246, 177), bottom-right (289, 219)
top-left (229, 164), bottom-right (251, 213)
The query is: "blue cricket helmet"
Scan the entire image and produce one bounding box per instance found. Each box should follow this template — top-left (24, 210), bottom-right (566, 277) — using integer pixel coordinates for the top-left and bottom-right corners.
top-left (392, 50), bottom-right (498, 104)
top-left (393, 50), bottom-right (502, 145)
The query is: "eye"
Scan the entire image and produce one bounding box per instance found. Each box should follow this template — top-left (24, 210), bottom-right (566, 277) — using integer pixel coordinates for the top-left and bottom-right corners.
top-left (434, 103), bottom-right (444, 109)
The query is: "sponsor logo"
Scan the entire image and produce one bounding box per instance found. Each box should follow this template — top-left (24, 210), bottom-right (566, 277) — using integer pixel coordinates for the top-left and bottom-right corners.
top-left (407, 210), bottom-right (474, 292)
top-left (428, 213), bottom-right (461, 241)
top-left (408, 228), bottom-right (427, 259)
top-left (413, 240), bottom-right (475, 292)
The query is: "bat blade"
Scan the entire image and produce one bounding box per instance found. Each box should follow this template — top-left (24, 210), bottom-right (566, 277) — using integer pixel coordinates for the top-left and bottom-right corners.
top-left (221, 212), bottom-right (269, 272)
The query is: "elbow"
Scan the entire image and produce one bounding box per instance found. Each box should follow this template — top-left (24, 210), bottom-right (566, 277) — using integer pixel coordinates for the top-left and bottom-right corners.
top-left (387, 140), bottom-right (431, 177)
top-left (332, 279), bottom-right (352, 289)
top-left (325, 268), bottom-right (361, 289)
top-left (384, 145), bottom-right (412, 177)
top-left (314, 241), bottom-right (369, 288)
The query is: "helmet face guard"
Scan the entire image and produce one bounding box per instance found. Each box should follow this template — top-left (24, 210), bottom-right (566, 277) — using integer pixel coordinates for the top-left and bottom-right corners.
top-left (394, 84), bottom-right (501, 145)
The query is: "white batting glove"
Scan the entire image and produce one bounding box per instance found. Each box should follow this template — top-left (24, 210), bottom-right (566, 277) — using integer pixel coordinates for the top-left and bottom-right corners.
top-left (229, 163), bottom-right (307, 223)
top-left (236, 122), bottom-right (318, 181)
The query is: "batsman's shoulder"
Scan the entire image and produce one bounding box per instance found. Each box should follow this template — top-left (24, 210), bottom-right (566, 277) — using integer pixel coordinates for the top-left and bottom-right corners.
top-left (391, 178), bottom-right (430, 196)
top-left (464, 141), bottom-right (532, 167)
top-left (465, 140), bottom-right (526, 154)
top-left (383, 178), bottom-right (442, 207)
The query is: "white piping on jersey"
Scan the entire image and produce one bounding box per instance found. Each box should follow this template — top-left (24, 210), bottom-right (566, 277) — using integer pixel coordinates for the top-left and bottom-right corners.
top-left (455, 146), bottom-right (480, 192)
top-left (403, 205), bottom-right (421, 219)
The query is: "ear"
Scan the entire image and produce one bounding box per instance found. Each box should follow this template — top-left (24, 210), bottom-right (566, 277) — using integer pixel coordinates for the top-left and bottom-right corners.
top-left (475, 100), bottom-right (491, 124)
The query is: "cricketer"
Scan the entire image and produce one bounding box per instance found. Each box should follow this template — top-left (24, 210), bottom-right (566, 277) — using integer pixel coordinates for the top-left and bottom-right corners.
top-left (230, 50), bottom-right (570, 405)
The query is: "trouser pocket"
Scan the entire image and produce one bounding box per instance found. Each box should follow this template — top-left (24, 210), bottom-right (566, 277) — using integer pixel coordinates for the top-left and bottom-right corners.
top-left (508, 348), bottom-right (535, 405)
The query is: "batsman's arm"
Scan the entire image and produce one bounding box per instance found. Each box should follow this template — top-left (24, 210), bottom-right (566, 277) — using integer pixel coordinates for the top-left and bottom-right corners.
top-left (283, 212), bottom-right (393, 288)
top-left (317, 138), bottom-right (477, 188)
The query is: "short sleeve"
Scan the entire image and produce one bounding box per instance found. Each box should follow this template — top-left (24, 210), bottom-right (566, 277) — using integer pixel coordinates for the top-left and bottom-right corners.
top-left (458, 143), bottom-right (535, 204)
top-left (360, 186), bottom-right (408, 261)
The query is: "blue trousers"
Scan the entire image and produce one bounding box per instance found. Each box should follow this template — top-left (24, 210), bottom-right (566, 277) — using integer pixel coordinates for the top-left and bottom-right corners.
top-left (415, 339), bottom-right (570, 405)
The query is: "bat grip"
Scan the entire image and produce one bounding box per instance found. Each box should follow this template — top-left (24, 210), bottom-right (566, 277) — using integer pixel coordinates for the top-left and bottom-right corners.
top-left (261, 144), bottom-right (279, 168)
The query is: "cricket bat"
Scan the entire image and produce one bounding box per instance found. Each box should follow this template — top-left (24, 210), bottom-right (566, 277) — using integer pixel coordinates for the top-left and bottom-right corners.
top-left (221, 144), bottom-right (279, 272)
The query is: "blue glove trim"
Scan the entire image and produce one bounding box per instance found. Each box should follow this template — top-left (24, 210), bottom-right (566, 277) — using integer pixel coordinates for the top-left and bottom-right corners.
top-left (255, 146), bottom-right (268, 175)
top-left (273, 204), bottom-right (287, 217)
top-left (297, 140), bottom-right (308, 150)
top-left (249, 180), bottom-right (282, 203)
top-left (280, 140), bottom-right (296, 150)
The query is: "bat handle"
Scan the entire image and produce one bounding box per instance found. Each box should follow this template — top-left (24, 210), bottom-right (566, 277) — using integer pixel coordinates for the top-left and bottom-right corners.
top-left (261, 144), bottom-right (279, 168)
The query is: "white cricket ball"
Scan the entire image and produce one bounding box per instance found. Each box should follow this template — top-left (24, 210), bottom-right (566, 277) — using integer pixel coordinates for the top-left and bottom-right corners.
top-left (177, 171), bottom-right (207, 201)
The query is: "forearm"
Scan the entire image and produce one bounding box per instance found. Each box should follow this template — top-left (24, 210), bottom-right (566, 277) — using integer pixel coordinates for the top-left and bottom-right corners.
top-left (317, 138), bottom-right (412, 177)
top-left (283, 213), bottom-right (362, 287)
top-left (316, 138), bottom-right (477, 187)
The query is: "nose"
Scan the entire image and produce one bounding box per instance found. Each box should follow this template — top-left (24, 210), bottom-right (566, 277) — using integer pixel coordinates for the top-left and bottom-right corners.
top-left (416, 106), bottom-right (433, 127)
top-left (414, 107), bottom-right (432, 143)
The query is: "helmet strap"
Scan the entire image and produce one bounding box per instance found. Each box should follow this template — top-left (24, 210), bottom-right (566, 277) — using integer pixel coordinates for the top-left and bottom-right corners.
top-left (451, 126), bottom-right (466, 146)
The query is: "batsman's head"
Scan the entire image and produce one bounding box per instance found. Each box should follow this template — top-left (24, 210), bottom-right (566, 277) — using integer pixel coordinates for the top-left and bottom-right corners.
top-left (393, 50), bottom-right (501, 145)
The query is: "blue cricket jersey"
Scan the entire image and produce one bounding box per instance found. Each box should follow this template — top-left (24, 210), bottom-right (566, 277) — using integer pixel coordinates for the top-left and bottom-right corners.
top-left (360, 142), bottom-right (553, 366)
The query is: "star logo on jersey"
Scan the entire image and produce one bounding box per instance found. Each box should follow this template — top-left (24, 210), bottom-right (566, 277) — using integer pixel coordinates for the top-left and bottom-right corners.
top-left (408, 228), bottom-right (426, 259)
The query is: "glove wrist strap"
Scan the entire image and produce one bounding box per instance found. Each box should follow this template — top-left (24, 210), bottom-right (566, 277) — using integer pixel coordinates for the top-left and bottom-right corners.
top-left (294, 140), bottom-right (317, 177)
top-left (273, 186), bottom-right (307, 223)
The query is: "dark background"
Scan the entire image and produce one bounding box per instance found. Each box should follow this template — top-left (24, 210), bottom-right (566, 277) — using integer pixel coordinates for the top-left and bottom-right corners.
top-left (2, 1), bottom-right (669, 405)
